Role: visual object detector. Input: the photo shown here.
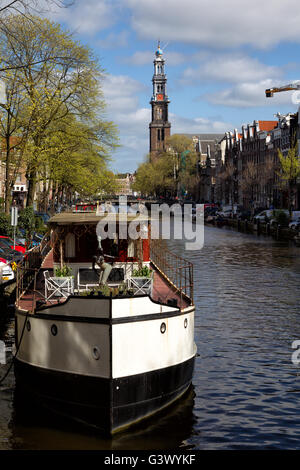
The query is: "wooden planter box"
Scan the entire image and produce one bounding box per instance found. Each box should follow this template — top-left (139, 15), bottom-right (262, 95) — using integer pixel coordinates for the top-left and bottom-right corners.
top-left (128, 276), bottom-right (153, 295)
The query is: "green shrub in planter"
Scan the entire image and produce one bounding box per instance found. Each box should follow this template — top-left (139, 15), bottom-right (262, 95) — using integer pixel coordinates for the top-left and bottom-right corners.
top-left (54, 265), bottom-right (73, 277)
top-left (132, 266), bottom-right (152, 278)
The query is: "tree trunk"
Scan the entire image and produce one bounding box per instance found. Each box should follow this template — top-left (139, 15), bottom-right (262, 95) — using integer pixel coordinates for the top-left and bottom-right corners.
top-left (26, 170), bottom-right (36, 207)
top-left (50, 180), bottom-right (58, 214)
top-left (4, 136), bottom-right (11, 214)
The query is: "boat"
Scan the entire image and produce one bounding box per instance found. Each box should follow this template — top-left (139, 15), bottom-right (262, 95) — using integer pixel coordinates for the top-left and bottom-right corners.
top-left (14, 209), bottom-right (196, 435)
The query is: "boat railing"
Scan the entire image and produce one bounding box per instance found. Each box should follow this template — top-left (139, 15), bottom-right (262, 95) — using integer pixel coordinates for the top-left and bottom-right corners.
top-left (16, 235), bottom-right (51, 312)
top-left (150, 239), bottom-right (194, 305)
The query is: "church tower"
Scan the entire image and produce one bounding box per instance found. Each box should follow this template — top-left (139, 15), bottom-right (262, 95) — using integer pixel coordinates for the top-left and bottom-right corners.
top-left (149, 43), bottom-right (171, 159)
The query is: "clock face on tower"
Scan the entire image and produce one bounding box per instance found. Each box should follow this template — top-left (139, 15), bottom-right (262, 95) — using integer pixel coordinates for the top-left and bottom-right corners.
top-left (157, 93), bottom-right (163, 101)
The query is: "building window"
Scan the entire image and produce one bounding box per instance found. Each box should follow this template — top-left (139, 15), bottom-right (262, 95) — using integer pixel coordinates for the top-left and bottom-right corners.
top-left (158, 129), bottom-right (161, 141)
top-left (161, 128), bottom-right (165, 141)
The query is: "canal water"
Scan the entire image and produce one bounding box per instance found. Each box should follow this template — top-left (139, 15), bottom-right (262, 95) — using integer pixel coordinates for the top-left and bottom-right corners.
top-left (1, 224), bottom-right (300, 450)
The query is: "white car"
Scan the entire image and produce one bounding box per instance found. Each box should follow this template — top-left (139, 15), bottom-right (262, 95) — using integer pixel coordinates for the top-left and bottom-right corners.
top-left (289, 217), bottom-right (300, 229)
top-left (0, 259), bottom-right (15, 282)
top-left (254, 209), bottom-right (289, 224)
top-left (253, 210), bottom-right (274, 222)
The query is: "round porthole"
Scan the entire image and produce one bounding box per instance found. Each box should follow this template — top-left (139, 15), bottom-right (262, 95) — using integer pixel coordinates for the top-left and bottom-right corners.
top-left (51, 324), bottom-right (58, 336)
top-left (26, 320), bottom-right (31, 332)
top-left (92, 347), bottom-right (100, 360)
top-left (160, 322), bottom-right (166, 334)
top-left (184, 318), bottom-right (188, 329)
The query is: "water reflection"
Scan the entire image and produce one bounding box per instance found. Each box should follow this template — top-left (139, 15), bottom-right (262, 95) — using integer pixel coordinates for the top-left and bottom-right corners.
top-left (10, 386), bottom-right (196, 450)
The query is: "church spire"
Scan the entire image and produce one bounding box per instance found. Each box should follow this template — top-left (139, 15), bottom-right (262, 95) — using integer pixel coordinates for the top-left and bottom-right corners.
top-left (149, 42), bottom-right (171, 159)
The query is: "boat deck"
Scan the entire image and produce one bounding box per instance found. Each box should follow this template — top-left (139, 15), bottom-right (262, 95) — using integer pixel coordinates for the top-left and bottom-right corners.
top-left (17, 249), bottom-right (190, 313)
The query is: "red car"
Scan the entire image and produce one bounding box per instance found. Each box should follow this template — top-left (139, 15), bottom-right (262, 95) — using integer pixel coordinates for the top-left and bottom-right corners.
top-left (0, 235), bottom-right (26, 254)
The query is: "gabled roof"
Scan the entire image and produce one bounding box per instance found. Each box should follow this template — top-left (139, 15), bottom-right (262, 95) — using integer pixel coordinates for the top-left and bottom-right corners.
top-left (178, 133), bottom-right (224, 154)
top-left (258, 121), bottom-right (278, 132)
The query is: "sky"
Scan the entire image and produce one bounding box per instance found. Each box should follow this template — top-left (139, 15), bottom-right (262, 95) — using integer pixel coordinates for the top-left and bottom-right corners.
top-left (47, 0), bottom-right (300, 173)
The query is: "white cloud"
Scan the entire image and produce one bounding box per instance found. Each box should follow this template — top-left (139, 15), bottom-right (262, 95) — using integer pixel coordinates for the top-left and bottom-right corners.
top-left (181, 54), bottom-right (282, 85)
top-left (51, 0), bottom-right (118, 34)
top-left (102, 74), bottom-right (147, 113)
top-left (125, 0), bottom-right (300, 49)
top-left (204, 79), bottom-right (298, 108)
top-left (121, 50), bottom-right (187, 66)
top-left (171, 113), bottom-right (233, 134)
top-left (101, 74), bottom-right (150, 170)
top-left (101, 73), bottom-right (232, 172)
top-left (98, 30), bottom-right (129, 49)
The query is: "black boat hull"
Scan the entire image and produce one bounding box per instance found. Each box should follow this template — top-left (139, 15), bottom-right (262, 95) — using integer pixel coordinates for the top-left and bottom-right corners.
top-left (14, 355), bottom-right (195, 435)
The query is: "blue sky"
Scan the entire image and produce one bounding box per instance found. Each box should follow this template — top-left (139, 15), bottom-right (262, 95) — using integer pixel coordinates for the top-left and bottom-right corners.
top-left (49, 0), bottom-right (300, 173)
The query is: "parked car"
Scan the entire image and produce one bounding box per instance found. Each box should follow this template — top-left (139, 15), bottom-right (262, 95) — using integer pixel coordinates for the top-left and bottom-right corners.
top-left (253, 210), bottom-right (274, 222)
top-left (253, 209), bottom-right (288, 224)
top-left (0, 259), bottom-right (15, 282)
top-left (217, 208), bottom-right (233, 218)
top-left (0, 235), bottom-right (26, 253)
top-left (289, 217), bottom-right (300, 230)
top-left (31, 232), bottom-right (43, 246)
top-left (0, 245), bottom-right (23, 264)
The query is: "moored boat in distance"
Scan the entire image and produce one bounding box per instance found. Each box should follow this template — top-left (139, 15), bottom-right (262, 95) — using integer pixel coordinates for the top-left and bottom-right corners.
top-left (14, 209), bottom-right (196, 435)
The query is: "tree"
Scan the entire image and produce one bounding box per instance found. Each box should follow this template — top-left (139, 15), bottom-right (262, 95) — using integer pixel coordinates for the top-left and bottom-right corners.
top-left (0, 15), bottom-right (118, 208)
top-left (278, 143), bottom-right (300, 215)
top-left (241, 161), bottom-right (257, 211)
top-left (0, 66), bottom-right (28, 213)
top-left (28, 107), bottom-right (118, 209)
top-left (0, 2), bottom-right (73, 73)
top-left (134, 135), bottom-right (198, 199)
top-left (218, 161), bottom-right (236, 208)
top-left (261, 154), bottom-right (276, 208)
top-left (132, 161), bottom-right (156, 196)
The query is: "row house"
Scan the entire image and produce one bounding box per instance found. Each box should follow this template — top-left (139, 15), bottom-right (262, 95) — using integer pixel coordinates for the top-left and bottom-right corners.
top-left (115, 173), bottom-right (136, 196)
top-left (182, 133), bottom-right (224, 202)
top-left (214, 115), bottom-right (299, 210)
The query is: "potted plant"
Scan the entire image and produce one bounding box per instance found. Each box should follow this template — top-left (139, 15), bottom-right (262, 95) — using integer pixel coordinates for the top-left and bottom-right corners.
top-left (52, 265), bottom-right (74, 296)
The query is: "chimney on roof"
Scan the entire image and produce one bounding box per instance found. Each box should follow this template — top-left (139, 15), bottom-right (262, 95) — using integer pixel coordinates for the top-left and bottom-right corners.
top-left (242, 125), bottom-right (247, 139)
top-left (207, 144), bottom-right (211, 159)
top-left (225, 132), bottom-right (230, 149)
top-left (255, 120), bottom-right (260, 133)
top-left (198, 136), bottom-right (202, 154)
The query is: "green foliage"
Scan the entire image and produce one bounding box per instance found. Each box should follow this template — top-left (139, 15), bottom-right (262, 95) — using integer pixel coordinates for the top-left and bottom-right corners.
top-left (132, 266), bottom-right (153, 278)
top-left (0, 212), bottom-right (13, 236)
top-left (0, 14), bottom-right (119, 211)
top-left (18, 206), bottom-right (35, 243)
top-left (273, 210), bottom-right (290, 227)
top-left (133, 134), bottom-right (197, 198)
top-left (79, 282), bottom-right (133, 297)
top-left (278, 144), bottom-right (300, 214)
top-left (54, 265), bottom-right (72, 277)
top-left (278, 144), bottom-right (300, 183)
